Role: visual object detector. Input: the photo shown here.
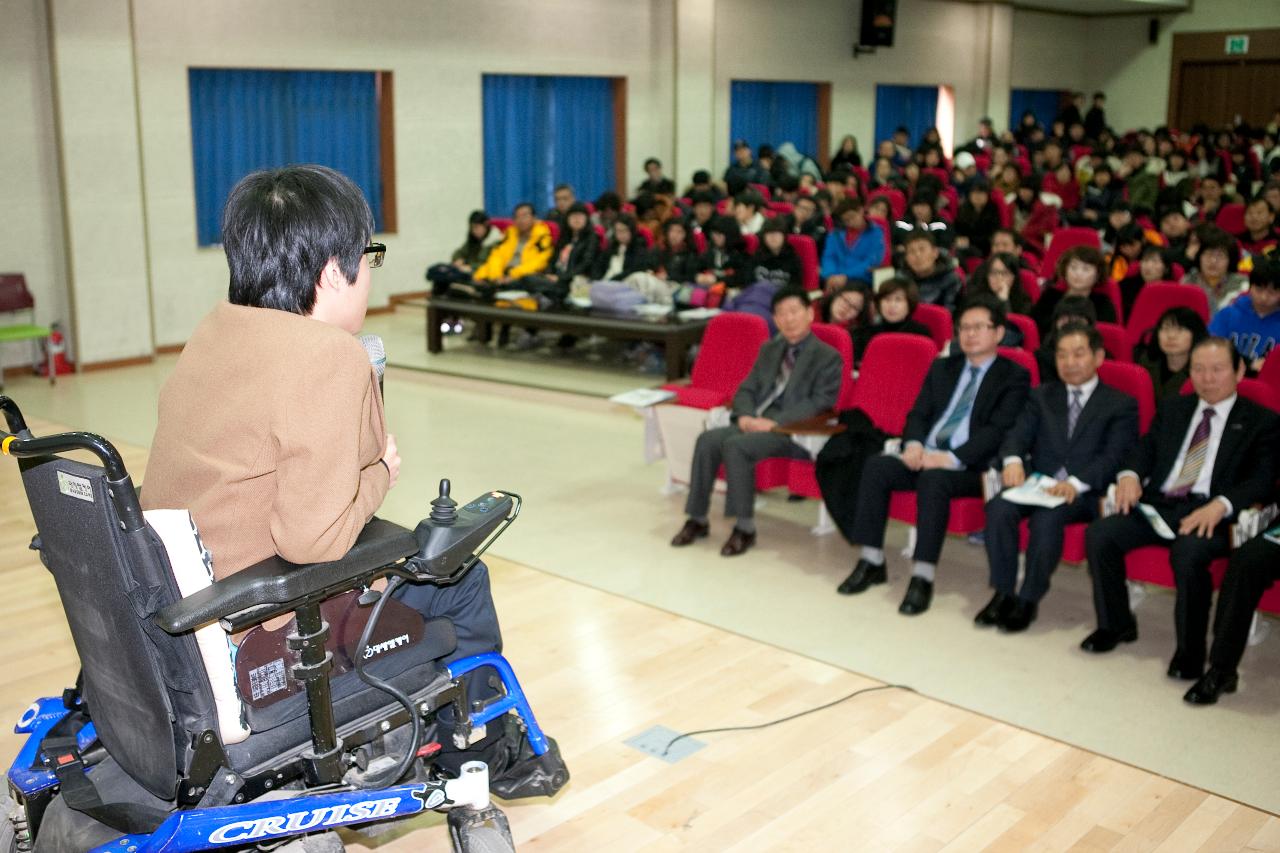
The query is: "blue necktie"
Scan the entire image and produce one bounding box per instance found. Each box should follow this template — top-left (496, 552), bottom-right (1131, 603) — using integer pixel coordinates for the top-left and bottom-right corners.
top-left (934, 366), bottom-right (981, 450)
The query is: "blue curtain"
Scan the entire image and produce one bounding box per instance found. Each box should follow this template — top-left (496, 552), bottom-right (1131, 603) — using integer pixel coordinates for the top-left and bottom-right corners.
top-left (1009, 89), bottom-right (1065, 135)
top-left (482, 75), bottom-right (615, 216)
top-left (729, 81), bottom-right (818, 160)
top-left (873, 85), bottom-right (938, 153)
top-left (189, 69), bottom-right (382, 246)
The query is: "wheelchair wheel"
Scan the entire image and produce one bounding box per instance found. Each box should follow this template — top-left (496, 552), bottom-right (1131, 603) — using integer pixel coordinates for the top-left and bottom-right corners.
top-left (272, 831), bottom-right (344, 852)
top-left (1, 788), bottom-right (25, 853)
top-left (456, 825), bottom-right (514, 853)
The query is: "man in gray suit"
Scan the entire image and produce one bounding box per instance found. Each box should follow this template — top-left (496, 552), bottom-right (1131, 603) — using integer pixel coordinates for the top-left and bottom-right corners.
top-left (671, 287), bottom-right (844, 556)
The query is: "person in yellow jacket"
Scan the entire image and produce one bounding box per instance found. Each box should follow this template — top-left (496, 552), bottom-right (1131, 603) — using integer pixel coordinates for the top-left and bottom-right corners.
top-left (474, 202), bottom-right (554, 283)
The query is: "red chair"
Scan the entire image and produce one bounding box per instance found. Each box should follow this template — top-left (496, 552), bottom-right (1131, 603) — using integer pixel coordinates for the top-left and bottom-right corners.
top-left (1099, 277), bottom-right (1125, 325)
top-left (717, 198), bottom-right (734, 214)
top-left (1215, 202), bottom-right (1245, 236)
top-left (594, 224), bottom-right (608, 250)
top-left (962, 256), bottom-right (984, 275)
top-left (1018, 269), bottom-right (1042, 304)
top-left (742, 233), bottom-right (759, 256)
top-left (692, 230), bottom-right (708, 254)
top-left (779, 323), bottom-right (858, 500)
top-left (1039, 227), bottom-right (1101, 280)
top-left (866, 217), bottom-right (893, 267)
top-left (749, 183), bottom-right (773, 202)
top-left (787, 234), bottom-right (821, 291)
top-left (1069, 144), bottom-right (1093, 163)
top-left (1257, 348), bottom-right (1280, 399)
top-left (621, 202), bottom-right (636, 214)
top-left (923, 167), bottom-right (950, 185)
top-left (993, 194), bottom-right (1013, 228)
top-left (1006, 313), bottom-right (1040, 352)
top-left (868, 187), bottom-right (906, 221)
top-left (636, 225), bottom-right (655, 248)
top-left (490, 217), bottom-right (512, 233)
top-left (811, 322), bottom-right (857, 411)
top-left (1124, 283), bottom-right (1210, 353)
top-left (661, 313), bottom-right (769, 408)
top-left (999, 346), bottom-right (1040, 386)
top-left (1096, 322), bottom-right (1131, 362)
top-left (767, 201), bottom-right (795, 217)
top-left (854, 333), bottom-right (939, 434)
top-left (1177, 377), bottom-right (1280, 413)
top-left (545, 220), bottom-right (560, 245)
top-left (1097, 361), bottom-right (1155, 433)
top-left (913, 303), bottom-right (954, 350)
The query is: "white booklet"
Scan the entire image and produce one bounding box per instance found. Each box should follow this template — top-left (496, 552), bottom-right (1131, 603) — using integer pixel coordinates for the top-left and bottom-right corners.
top-left (1137, 502), bottom-right (1177, 540)
top-left (609, 387), bottom-right (677, 408)
top-left (1000, 473), bottom-right (1068, 509)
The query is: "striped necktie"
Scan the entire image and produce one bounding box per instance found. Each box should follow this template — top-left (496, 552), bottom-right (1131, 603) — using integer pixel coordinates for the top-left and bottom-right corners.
top-left (1165, 407), bottom-right (1215, 498)
top-left (934, 366), bottom-right (981, 450)
top-left (755, 344), bottom-right (800, 417)
top-left (1067, 388), bottom-right (1083, 438)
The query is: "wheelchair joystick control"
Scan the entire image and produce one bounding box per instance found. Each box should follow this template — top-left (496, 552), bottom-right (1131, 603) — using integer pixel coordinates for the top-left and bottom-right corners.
top-left (429, 479), bottom-right (458, 526)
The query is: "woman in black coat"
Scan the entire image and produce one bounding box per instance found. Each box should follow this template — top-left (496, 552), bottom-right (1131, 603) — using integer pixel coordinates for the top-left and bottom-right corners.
top-left (593, 213), bottom-right (655, 281)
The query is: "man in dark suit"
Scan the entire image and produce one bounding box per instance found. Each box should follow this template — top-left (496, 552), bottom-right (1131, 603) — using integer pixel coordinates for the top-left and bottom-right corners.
top-left (1082, 338), bottom-right (1280, 681)
top-left (980, 324), bottom-right (1139, 632)
top-left (1185, 522), bottom-right (1280, 705)
top-left (671, 287), bottom-right (844, 557)
top-left (836, 294), bottom-right (1031, 614)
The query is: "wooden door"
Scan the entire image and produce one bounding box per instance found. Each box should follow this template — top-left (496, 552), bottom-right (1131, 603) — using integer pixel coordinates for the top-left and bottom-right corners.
top-left (1175, 59), bottom-right (1280, 128)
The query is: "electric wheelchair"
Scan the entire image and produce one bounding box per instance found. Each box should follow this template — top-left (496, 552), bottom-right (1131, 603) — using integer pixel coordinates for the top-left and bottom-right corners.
top-left (0, 396), bottom-right (567, 852)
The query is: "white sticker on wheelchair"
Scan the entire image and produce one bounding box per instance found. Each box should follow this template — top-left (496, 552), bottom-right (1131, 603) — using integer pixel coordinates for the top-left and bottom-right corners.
top-left (56, 470), bottom-right (94, 503)
top-left (249, 658), bottom-right (289, 700)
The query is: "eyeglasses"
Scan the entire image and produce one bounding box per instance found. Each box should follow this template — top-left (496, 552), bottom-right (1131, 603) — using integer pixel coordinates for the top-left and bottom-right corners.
top-left (363, 243), bottom-right (386, 269)
top-left (958, 322), bottom-right (996, 334)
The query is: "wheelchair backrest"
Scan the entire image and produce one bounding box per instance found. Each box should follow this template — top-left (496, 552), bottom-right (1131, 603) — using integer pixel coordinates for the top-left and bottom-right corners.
top-left (19, 453), bottom-right (218, 800)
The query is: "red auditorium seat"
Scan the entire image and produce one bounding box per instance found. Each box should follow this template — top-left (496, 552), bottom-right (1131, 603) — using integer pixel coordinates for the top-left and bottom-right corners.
top-left (491, 217), bottom-right (512, 232)
top-left (1124, 283), bottom-right (1210, 353)
top-left (912, 303), bottom-right (954, 350)
top-left (661, 313), bottom-right (769, 409)
top-left (1097, 361), bottom-right (1155, 433)
top-left (636, 225), bottom-right (655, 248)
top-left (999, 346), bottom-right (1039, 386)
top-left (868, 187), bottom-right (906, 221)
top-left (1039, 227), bottom-right (1101, 280)
top-left (1258, 349), bottom-right (1280, 399)
top-left (1215, 202), bottom-right (1245, 236)
top-left (787, 234), bottom-right (821, 291)
top-left (749, 183), bottom-right (773, 202)
top-left (692, 230), bottom-right (707, 254)
top-left (1006, 313), bottom-right (1040, 352)
top-left (1096, 322), bottom-right (1131, 362)
top-left (1018, 269), bottom-right (1042, 304)
top-left (545, 220), bottom-right (560, 244)
top-left (742, 233), bottom-right (759, 255)
top-left (776, 323), bottom-right (857, 498)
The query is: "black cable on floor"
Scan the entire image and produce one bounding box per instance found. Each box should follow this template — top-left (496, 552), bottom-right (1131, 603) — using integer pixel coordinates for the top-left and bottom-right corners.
top-left (660, 683), bottom-right (916, 757)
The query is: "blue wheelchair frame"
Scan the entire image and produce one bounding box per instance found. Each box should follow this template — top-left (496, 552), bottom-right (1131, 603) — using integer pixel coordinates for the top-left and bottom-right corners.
top-left (8, 654), bottom-right (548, 852)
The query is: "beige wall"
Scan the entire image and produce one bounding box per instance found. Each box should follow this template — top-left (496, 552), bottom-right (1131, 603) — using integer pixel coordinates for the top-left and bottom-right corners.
top-left (0, 0), bottom-right (70, 368)
top-left (6, 0), bottom-right (1233, 365)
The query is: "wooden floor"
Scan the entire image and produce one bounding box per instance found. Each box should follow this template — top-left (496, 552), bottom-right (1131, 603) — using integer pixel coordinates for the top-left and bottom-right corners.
top-left (2, 421), bottom-right (1278, 852)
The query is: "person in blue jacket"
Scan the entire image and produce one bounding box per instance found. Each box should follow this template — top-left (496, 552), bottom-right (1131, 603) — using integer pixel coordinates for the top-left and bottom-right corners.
top-left (1209, 258), bottom-right (1280, 374)
top-left (821, 197), bottom-right (886, 294)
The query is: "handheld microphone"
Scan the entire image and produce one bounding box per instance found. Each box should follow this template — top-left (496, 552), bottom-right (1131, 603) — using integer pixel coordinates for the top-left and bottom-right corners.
top-left (359, 333), bottom-right (386, 400)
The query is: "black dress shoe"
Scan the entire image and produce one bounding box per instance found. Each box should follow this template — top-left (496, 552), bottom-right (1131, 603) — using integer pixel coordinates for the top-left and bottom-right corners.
top-left (898, 576), bottom-right (933, 615)
top-left (998, 599), bottom-right (1038, 633)
top-left (719, 527), bottom-right (756, 556)
top-left (1167, 652), bottom-right (1205, 681)
top-left (1080, 626), bottom-right (1138, 653)
top-left (974, 592), bottom-right (1014, 626)
top-left (837, 559), bottom-right (887, 595)
top-left (1183, 668), bottom-right (1239, 705)
top-left (670, 519), bottom-right (709, 547)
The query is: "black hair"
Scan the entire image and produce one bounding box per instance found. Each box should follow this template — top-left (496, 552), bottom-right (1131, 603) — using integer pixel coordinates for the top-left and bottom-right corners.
top-left (692, 169), bottom-right (711, 184)
top-left (833, 197), bottom-right (865, 218)
top-left (956, 292), bottom-right (1007, 331)
top-left (876, 276), bottom-right (919, 314)
top-left (1053, 294), bottom-right (1098, 326)
top-left (770, 286), bottom-right (808, 313)
top-left (691, 190), bottom-right (716, 206)
top-left (223, 164), bottom-right (372, 315)
top-left (1193, 336), bottom-right (1243, 371)
top-left (902, 228), bottom-right (936, 247)
top-left (969, 252), bottom-right (1032, 314)
top-left (1055, 321), bottom-right (1104, 354)
top-left (707, 215), bottom-right (744, 250)
top-left (1115, 223), bottom-right (1145, 246)
top-left (644, 157), bottom-right (661, 169)
top-left (553, 184), bottom-right (574, 195)
top-left (735, 190), bottom-right (764, 211)
top-left (468, 209), bottom-right (490, 226)
top-left (1196, 225), bottom-right (1239, 271)
top-left (595, 191), bottom-right (622, 213)
top-left (1138, 305), bottom-right (1208, 363)
top-left (992, 227), bottom-right (1022, 247)
top-left (513, 201), bottom-right (535, 216)
top-left (1251, 258), bottom-right (1280, 289)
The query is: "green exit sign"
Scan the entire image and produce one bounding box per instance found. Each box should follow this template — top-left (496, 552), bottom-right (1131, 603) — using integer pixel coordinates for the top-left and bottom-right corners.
top-left (1225, 35), bottom-right (1249, 55)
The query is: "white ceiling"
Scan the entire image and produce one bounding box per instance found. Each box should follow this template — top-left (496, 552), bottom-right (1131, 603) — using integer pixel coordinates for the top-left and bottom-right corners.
top-left (1009, 0), bottom-right (1189, 15)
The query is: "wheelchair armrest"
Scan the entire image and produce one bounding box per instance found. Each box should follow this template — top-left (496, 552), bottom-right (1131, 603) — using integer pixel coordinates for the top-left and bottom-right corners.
top-left (156, 516), bottom-right (418, 634)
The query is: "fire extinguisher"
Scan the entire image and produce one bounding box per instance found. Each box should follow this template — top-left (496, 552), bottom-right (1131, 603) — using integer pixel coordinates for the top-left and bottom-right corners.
top-left (39, 321), bottom-right (74, 377)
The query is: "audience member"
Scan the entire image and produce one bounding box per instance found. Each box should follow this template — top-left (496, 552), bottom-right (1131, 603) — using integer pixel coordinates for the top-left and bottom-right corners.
top-left (592, 191), bottom-right (622, 232)
top-left (1135, 306), bottom-right (1209, 399)
top-left (636, 157), bottom-right (676, 196)
top-left (1237, 197), bottom-right (1278, 259)
top-left (1209, 258), bottom-right (1280, 373)
top-left (953, 178), bottom-right (1003, 259)
top-left (683, 169), bottom-right (725, 202)
top-left (981, 323), bottom-right (1138, 631)
top-left (834, 295), bottom-right (1031, 615)
top-left (1105, 222), bottom-right (1148, 281)
top-left (786, 194), bottom-right (828, 254)
top-left (591, 213), bottom-right (655, 282)
top-left (1031, 245), bottom-right (1117, 336)
top-left (819, 282), bottom-right (875, 356)
top-left (893, 194), bottom-right (953, 255)
top-left (529, 201), bottom-right (598, 302)
top-left (733, 190), bottom-right (766, 236)
top-left (685, 190), bottom-right (717, 236)
top-left (1118, 243), bottom-right (1172, 318)
top-left (1011, 174), bottom-right (1060, 255)
top-left (1081, 338), bottom-right (1280, 682)
top-left (1182, 226), bottom-right (1247, 317)
top-left (545, 184), bottom-right (576, 227)
top-left (725, 139), bottom-right (768, 186)
top-left (849, 277), bottom-right (934, 364)
top-left (1195, 175), bottom-right (1228, 223)
top-left (967, 253), bottom-right (1033, 345)
top-left (474, 202), bottom-right (553, 284)
top-left (899, 230), bottom-right (961, 312)
top-left (748, 220), bottom-right (802, 288)
top-left (1084, 92), bottom-right (1108, 140)
top-left (1076, 164), bottom-right (1122, 225)
top-left (695, 216), bottom-right (748, 290)
top-left (830, 134), bottom-right (863, 171)
top-left (427, 210), bottom-right (503, 294)
top-left (1184, 515), bottom-right (1280, 705)
top-left (656, 219), bottom-right (700, 284)
top-left (671, 288), bottom-right (843, 556)
top-left (1036, 295), bottom-right (1098, 383)
top-left (820, 198), bottom-right (885, 293)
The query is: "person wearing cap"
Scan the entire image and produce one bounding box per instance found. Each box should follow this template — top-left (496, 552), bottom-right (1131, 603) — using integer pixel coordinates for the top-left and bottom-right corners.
top-left (724, 139), bottom-right (768, 187)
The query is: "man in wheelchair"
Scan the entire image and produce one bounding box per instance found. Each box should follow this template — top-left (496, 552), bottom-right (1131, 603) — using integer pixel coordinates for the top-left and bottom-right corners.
top-left (2, 165), bottom-right (566, 852)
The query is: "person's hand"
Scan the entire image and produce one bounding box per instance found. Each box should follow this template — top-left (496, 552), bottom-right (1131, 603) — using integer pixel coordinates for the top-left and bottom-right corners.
top-left (382, 433), bottom-right (401, 489)
top-left (900, 443), bottom-right (925, 471)
top-left (921, 450), bottom-right (956, 470)
top-left (1002, 460), bottom-right (1026, 489)
top-left (1083, 209), bottom-right (1098, 221)
top-left (824, 275), bottom-right (848, 294)
top-left (954, 236), bottom-right (970, 249)
top-left (1045, 479), bottom-right (1078, 503)
top-left (696, 272), bottom-right (716, 286)
top-left (453, 261), bottom-right (472, 273)
top-left (1115, 475), bottom-right (1141, 514)
top-left (1251, 357), bottom-right (1266, 374)
top-left (753, 417), bottom-right (778, 432)
top-left (1179, 500), bottom-right (1227, 538)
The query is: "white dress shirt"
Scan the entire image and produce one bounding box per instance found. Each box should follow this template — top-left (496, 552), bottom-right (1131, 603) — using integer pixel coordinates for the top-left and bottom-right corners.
top-left (1118, 393), bottom-right (1238, 516)
top-left (1004, 375), bottom-right (1099, 494)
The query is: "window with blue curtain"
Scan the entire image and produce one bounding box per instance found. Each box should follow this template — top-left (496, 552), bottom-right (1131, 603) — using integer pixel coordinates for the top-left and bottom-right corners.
top-left (873, 84), bottom-right (939, 152)
top-left (189, 69), bottom-right (383, 246)
top-left (1009, 88), bottom-right (1066, 135)
top-left (729, 81), bottom-right (819, 160)
top-left (482, 75), bottom-right (616, 217)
